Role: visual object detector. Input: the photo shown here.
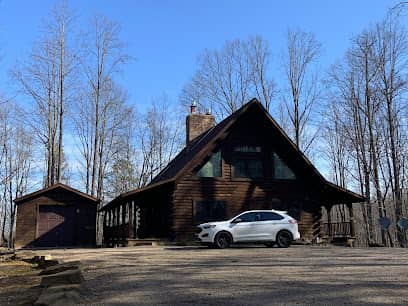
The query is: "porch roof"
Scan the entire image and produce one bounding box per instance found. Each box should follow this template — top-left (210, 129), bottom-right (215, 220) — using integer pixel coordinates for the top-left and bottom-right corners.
top-left (321, 182), bottom-right (365, 205)
top-left (100, 179), bottom-right (174, 211)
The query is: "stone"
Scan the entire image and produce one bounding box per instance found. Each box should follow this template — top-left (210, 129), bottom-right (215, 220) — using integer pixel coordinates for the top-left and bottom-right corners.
top-left (37, 259), bottom-right (61, 269)
top-left (40, 261), bottom-right (81, 276)
top-left (40, 268), bottom-right (84, 288)
top-left (15, 250), bottom-right (36, 261)
top-left (35, 285), bottom-right (81, 306)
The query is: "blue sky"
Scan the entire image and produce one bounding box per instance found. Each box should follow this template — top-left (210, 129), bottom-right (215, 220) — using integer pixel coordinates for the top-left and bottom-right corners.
top-left (0, 0), bottom-right (404, 189)
top-left (0, 0), bottom-right (402, 111)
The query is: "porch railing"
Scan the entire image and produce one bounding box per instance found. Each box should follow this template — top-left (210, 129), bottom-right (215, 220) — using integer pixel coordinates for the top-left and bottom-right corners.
top-left (322, 222), bottom-right (352, 238)
top-left (103, 223), bottom-right (131, 246)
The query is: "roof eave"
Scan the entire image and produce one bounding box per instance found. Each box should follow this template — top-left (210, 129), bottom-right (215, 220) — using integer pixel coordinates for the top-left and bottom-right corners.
top-left (100, 179), bottom-right (175, 211)
top-left (14, 183), bottom-right (100, 204)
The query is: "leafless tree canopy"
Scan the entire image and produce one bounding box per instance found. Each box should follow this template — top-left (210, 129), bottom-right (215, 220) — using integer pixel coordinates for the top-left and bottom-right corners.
top-left (324, 14), bottom-right (408, 247)
top-left (180, 36), bottom-right (276, 119)
top-left (0, 101), bottom-right (33, 247)
top-left (134, 95), bottom-right (183, 188)
top-left (12, 2), bottom-right (76, 187)
top-left (282, 29), bottom-right (322, 153)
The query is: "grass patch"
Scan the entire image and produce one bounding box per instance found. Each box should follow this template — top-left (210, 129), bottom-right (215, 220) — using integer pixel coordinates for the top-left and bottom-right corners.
top-left (0, 260), bottom-right (41, 306)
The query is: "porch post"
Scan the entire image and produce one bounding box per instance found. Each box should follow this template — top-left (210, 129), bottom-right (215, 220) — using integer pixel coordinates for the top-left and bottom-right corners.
top-left (347, 203), bottom-right (355, 238)
top-left (326, 205), bottom-right (332, 238)
top-left (122, 204), bottom-right (126, 240)
top-left (133, 202), bottom-right (139, 239)
top-left (103, 211), bottom-right (107, 231)
top-left (129, 201), bottom-right (134, 239)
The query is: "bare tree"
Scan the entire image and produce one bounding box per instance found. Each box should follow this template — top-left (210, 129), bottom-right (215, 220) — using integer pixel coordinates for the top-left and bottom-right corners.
top-left (326, 61), bottom-right (374, 245)
top-left (282, 29), bottom-right (321, 153)
top-left (246, 36), bottom-right (276, 112)
top-left (136, 95), bottom-right (183, 187)
top-left (324, 14), bottom-right (408, 247)
top-left (0, 102), bottom-right (33, 247)
top-left (12, 2), bottom-right (76, 187)
top-left (374, 16), bottom-right (408, 246)
top-left (78, 15), bottom-right (130, 199)
top-left (180, 36), bottom-right (276, 119)
top-left (105, 109), bottom-right (138, 197)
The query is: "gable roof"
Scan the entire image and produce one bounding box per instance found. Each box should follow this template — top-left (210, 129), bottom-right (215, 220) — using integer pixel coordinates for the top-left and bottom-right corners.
top-left (102, 98), bottom-right (364, 210)
top-left (14, 182), bottom-right (100, 204)
top-left (149, 101), bottom-right (249, 184)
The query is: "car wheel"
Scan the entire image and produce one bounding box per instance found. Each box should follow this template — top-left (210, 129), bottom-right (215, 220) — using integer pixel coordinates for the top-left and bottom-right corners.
top-left (276, 231), bottom-right (292, 248)
top-left (214, 232), bottom-right (232, 249)
top-left (264, 242), bottom-right (275, 248)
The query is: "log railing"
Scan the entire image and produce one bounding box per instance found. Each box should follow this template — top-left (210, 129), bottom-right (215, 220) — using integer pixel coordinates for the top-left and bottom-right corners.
top-left (103, 223), bottom-right (131, 246)
top-left (323, 222), bottom-right (352, 238)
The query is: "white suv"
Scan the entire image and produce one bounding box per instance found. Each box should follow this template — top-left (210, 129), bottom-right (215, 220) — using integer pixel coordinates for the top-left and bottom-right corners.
top-left (196, 210), bottom-right (300, 248)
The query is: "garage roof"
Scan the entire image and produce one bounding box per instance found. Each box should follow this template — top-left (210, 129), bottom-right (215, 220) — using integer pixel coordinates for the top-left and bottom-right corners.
top-left (14, 183), bottom-right (100, 204)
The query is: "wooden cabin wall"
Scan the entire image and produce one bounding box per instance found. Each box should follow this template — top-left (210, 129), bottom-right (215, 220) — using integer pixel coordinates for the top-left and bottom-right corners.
top-left (172, 112), bottom-right (322, 241)
top-left (173, 178), bottom-right (319, 241)
top-left (15, 201), bottom-right (37, 248)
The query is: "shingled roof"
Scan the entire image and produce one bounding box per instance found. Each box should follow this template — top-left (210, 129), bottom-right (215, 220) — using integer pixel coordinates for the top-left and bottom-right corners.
top-left (101, 98), bottom-right (364, 211)
top-left (149, 100), bottom-right (255, 184)
top-left (14, 182), bottom-right (100, 204)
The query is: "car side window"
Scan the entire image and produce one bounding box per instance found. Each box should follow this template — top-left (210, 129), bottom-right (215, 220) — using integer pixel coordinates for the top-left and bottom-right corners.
top-left (261, 212), bottom-right (284, 221)
top-left (238, 212), bottom-right (261, 222)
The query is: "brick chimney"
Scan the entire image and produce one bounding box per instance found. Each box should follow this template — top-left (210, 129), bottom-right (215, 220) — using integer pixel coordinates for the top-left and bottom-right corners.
top-left (186, 102), bottom-right (215, 146)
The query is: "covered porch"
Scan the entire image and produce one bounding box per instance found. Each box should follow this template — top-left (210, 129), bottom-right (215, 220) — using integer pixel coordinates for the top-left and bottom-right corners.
top-left (100, 180), bottom-right (174, 247)
top-left (318, 182), bottom-right (364, 244)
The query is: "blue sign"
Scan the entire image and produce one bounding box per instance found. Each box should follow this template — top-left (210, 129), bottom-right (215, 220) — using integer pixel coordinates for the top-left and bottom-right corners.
top-left (378, 217), bottom-right (391, 230)
top-left (397, 218), bottom-right (408, 230)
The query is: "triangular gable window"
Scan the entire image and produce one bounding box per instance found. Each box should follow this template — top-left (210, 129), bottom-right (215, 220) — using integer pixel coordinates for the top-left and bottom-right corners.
top-left (273, 152), bottom-right (296, 180)
top-left (196, 151), bottom-right (221, 177)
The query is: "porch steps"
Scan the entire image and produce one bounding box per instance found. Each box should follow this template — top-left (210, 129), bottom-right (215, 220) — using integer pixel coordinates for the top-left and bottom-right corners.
top-left (320, 236), bottom-right (355, 247)
top-left (126, 239), bottom-right (166, 247)
top-left (125, 239), bottom-right (203, 247)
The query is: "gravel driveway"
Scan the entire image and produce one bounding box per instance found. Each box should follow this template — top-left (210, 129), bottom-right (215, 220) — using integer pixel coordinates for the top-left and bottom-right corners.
top-left (33, 245), bottom-right (408, 305)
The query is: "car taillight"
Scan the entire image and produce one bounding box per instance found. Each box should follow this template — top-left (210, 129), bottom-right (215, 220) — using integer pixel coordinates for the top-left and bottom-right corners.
top-left (289, 219), bottom-right (297, 224)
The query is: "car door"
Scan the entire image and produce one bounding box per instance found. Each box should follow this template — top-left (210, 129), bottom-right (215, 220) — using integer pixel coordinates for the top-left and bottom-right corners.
top-left (230, 212), bottom-right (262, 242)
top-left (260, 212), bottom-right (285, 239)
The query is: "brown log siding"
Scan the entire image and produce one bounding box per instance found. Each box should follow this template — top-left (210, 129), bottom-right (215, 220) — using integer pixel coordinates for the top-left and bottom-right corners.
top-left (172, 175), bottom-right (318, 241)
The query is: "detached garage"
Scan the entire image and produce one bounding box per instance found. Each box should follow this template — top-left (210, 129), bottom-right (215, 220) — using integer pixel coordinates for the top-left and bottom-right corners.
top-left (14, 183), bottom-right (99, 248)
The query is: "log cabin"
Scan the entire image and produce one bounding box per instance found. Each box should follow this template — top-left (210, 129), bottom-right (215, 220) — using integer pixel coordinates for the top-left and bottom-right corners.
top-left (101, 98), bottom-right (364, 246)
top-left (14, 183), bottom-right (99, 248)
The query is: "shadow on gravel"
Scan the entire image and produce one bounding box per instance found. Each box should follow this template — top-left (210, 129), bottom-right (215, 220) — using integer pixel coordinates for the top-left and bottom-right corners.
top-left (76, 247), bottom-right (408, 306)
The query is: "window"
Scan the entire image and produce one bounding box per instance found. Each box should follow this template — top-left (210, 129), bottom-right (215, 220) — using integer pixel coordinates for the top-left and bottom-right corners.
top-left (273, 152), bottom-right (296, 180)
top-left (197, 151), bottom-right (221, 177)
top-left (237, 212), bottom-right (261, 222)
top-left (232, 145), bottom-right (263, 179)
top-left (260, 212), bottom-right (284, 221)
top-left (233, 146), bottom-right (262, 153)
top-left (233, 158), bottom-right (263, 178)
top-left (194, 200), bottom-right (226, 223)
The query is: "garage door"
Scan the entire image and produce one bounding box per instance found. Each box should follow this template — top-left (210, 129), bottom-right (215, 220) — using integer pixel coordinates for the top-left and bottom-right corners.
top-left (37, 205), bottom-right (75, 247)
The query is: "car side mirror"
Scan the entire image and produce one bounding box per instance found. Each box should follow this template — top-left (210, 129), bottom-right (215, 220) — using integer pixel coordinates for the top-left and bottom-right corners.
top-left (232, 218), bottom-right (242, 224)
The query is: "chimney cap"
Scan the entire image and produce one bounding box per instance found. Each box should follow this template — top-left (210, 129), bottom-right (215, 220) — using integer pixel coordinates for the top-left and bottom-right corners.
top-left (190, 101), bottom-right (197, 113)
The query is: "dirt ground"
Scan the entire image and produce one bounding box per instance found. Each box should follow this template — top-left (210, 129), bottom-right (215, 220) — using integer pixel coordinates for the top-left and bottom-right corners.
top-left (23, 245), bottom-right (407, 305)
top-left (0, 259), bottom-right (41, 305)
